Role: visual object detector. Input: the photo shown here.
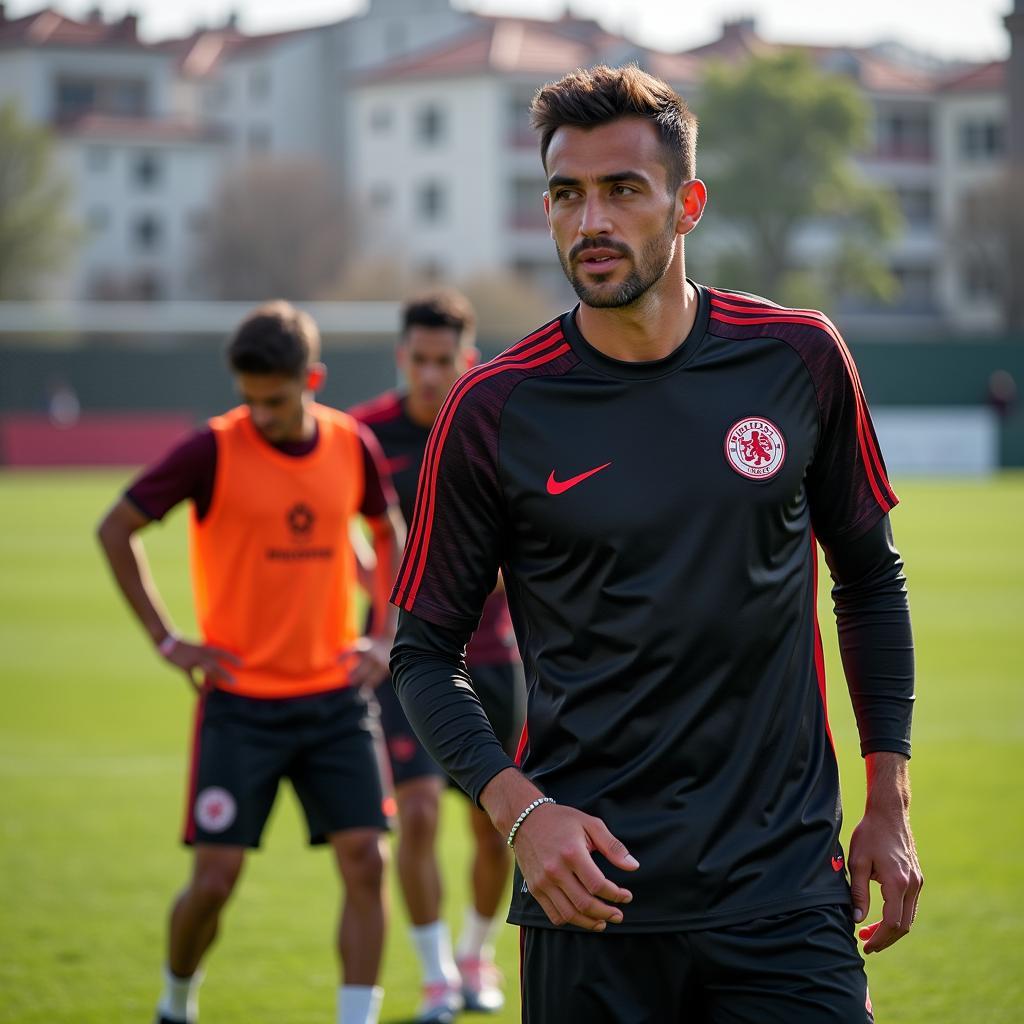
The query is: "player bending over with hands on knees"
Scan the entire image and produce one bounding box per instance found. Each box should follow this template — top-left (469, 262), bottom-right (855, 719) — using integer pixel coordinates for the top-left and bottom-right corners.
top-left (98, 301), bottom-right (403, 1024)
top-left (389, 65), bottom-right (922, 1023)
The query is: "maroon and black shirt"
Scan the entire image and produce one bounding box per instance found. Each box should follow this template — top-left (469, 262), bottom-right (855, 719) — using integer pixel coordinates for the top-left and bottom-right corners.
top-left (350, 391), bottom-right (517, 668)
top-left (389, 283), bottom-right (914, 931)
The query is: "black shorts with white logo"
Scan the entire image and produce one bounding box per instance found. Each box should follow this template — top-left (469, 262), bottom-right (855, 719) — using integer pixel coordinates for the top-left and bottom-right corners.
top-left (521, 904), bottom-right (874, 1024)
top-left (182, 685), bottom-right (388, 848)
top-left (377, 661), bottom-right (526, 789)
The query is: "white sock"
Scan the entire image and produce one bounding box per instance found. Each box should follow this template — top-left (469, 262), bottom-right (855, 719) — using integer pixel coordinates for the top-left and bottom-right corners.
top-left (456, 907), bottom-right (501, 962)
top-left (337, 984), bottom-right (383, 1024)
top-left (157, 965), bottom-right (201, 1022)
top-left (410, 920), bottom-right (459, 985)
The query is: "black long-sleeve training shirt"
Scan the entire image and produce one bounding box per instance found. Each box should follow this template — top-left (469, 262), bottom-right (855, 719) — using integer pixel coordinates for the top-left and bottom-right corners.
top-left (389, 284), bottom-right (915, 932)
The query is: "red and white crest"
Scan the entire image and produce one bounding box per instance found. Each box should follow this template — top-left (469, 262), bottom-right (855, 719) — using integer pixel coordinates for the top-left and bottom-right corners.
top-left (724, 417), bottom-right (786, 480)
top-left (195, 786), bottom-right (237, 833)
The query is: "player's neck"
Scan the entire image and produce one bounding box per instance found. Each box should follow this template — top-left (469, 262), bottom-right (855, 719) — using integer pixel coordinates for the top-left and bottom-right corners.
top-left (281, 403), bottom-right (317, 443)
top-left (404, 394), bottom-right (439, 429)
top-left (576, 264), bottom-right (697, 364)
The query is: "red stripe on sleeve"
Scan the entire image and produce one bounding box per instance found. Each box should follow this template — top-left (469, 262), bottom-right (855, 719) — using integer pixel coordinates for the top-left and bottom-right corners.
top-left (709, 306), bottom-right (896, 514)
top-left (394, 324), bottom-right (564, 608)
top-left (400, 340), bottom-right (571, 611)
top-left (708, 295), bottom-right (897, 507)
top-left (395, 323), bottom-right (563, 606)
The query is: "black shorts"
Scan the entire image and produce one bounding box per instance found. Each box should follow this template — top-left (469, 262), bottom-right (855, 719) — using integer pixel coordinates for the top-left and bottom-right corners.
top-left (182, 685), bottom-right (388, 848)
top-left (521, 904), bottom-right (874, 1024)
top-left (377, 661), bottom-right (526, 789)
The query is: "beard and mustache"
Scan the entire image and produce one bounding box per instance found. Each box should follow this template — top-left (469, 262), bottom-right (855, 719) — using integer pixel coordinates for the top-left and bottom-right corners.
top-left (555, 209), bottom-right (679, 309)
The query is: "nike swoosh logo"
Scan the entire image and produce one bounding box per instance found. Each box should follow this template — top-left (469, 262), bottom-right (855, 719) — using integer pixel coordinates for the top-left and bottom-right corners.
top-left (546, 462), bottom-right (612, 495)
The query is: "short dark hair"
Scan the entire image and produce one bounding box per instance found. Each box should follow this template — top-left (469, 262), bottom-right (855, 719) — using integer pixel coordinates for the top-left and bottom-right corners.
top-left (530, 64), bottom-right (698, 190)
top-left (227, 300), bottom-right (320, 378)
top-left (401, 289), bottom-right (476, 344)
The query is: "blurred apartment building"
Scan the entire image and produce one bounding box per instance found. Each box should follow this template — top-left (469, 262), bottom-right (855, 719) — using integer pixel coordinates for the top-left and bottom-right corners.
top-left (0, 0), bottom-right (1016, 335)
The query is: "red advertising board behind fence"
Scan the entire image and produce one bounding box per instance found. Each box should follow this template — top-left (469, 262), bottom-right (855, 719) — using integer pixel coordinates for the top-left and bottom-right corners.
top-left (0, 414), bottom-right (195, 467)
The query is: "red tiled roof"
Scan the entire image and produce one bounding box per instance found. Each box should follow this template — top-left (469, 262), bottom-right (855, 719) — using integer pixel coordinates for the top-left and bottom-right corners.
top-left (356, 19), bottom-right (598, 83)
top-left (58, 114), bottom-right (224, 143)
top-left (0, 7), bottom-right (151, 49)
top-left (939, 59), bottom-right (1006, 92)
top-left (156, 24), bottom-right (312, 78)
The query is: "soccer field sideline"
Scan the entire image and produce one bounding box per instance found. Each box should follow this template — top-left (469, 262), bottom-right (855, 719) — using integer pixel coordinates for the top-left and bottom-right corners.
top-left (0, 471), bottom-right (1021, 1023)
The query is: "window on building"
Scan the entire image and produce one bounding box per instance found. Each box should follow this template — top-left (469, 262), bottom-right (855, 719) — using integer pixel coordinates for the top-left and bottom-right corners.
top-left (511, 178), bottom-right (548, 229)
top-left (133, 213), bottom-right (162, 251)
top-left (247, 124), bottom-right (272, 152)
top-left (964, 258), bottom-right (1001, 302)
top-left (248, 67), bottom-right (272, 102)
top-left (54, 76), bottom-right (147, 122)
top-left (507, 92), bottom-right (536, 148)
top-left (133, 151), bottom-right (161, 189)
top-left (874, 108), bottom-right (932, 160)
top-left (136, 270), bottom-right (163, 301)
top-left (417, 181), bottom-right (445, 222)
top-left (416, 104), bottom-right (445, 145)
top-left (86, 146), bottom-right (111, 173)
top-left (960, 119), bottom-right (1006, 160)
top-left (896, 187), bottom-right (934, 226)
top-left (892, 265), bottom-right (935, 311)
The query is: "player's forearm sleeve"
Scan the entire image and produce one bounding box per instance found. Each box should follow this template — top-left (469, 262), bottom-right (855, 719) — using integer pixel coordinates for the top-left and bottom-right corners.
top-left (821, 514), bottom-right (915, 758)
top-left (390, 609), bottom-right (517, 803)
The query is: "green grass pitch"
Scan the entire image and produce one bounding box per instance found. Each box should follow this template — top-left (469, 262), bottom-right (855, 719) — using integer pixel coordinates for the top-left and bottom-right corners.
top-left (0, 470), bottom-right (1021, 1023)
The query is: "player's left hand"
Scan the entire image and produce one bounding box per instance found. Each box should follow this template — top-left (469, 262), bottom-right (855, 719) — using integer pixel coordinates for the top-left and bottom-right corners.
top-left (339, 636), bottom-right (391, 688)
top-left (848, 803), bottom-right (923, 954)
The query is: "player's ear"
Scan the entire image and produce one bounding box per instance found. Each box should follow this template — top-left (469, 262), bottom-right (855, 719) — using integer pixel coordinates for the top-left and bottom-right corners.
top-left (676, 179), bottom-right (707, 236)
top-left (306, 363), bottom-right (327, 392)
top-left (463, 345), bottom-right (480, 370)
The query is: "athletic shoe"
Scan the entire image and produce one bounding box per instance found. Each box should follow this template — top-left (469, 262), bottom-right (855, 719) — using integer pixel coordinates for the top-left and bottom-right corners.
top-left (458, 956), bottom-right (505, 1013)
top-left (413, 980), bottom-right (462, 1024)
top-left (155, 1016), bottom-right (191, 1024)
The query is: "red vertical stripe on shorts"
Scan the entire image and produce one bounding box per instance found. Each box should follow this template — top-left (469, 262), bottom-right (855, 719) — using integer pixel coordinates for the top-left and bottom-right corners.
top-left (181, 692), bottom-right (207, 843)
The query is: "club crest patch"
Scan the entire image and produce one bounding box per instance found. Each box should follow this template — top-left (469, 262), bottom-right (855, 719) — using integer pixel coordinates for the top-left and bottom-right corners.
top-left (195, 786), bottom-right (237, 833)
top-left (724, 417), bottom-right (786, 480)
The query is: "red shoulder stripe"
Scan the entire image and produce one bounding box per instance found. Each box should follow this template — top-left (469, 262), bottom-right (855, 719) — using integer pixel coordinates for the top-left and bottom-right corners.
top-left (394, 324), bottom-right (567, 610)
top-left (349, 391), bottom-right (403, 426)
top-left (402, 339), bottom-right (570, 610)
top-left (395, 320), bottom-right (563, 601)
top-left (709, 304), bottom-right (897, 512)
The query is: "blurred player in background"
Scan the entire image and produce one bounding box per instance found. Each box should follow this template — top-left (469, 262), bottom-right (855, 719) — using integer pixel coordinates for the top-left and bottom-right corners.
top-left (350, 291), bottom-right (526, 1023)
top-left (97, 301), bottom-right (402, 1024)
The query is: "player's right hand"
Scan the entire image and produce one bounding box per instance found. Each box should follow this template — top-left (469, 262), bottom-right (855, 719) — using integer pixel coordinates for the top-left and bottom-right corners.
top-left (513, 803), bottom-right (638, 932)
top-left (161, 639), bottom-right (241, 692)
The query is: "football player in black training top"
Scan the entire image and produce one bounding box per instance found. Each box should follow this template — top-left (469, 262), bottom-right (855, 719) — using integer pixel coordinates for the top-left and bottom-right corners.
top-left (390, 65), bottom-right (921, 1023)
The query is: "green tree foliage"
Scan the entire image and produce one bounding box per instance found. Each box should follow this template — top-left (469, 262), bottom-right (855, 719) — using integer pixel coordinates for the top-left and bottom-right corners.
top-left (0, 101), bottom-right (78, 298)
top-left (696, 52), bottom-right (902, 309)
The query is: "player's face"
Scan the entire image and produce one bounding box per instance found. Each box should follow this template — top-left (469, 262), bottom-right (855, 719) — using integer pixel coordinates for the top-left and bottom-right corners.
top-left (544, 117), bottom-right (703, 309)
top-left (398, 326), bottom-right (474, 422)
top-left (235, 372), bottom-right (307, 443)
